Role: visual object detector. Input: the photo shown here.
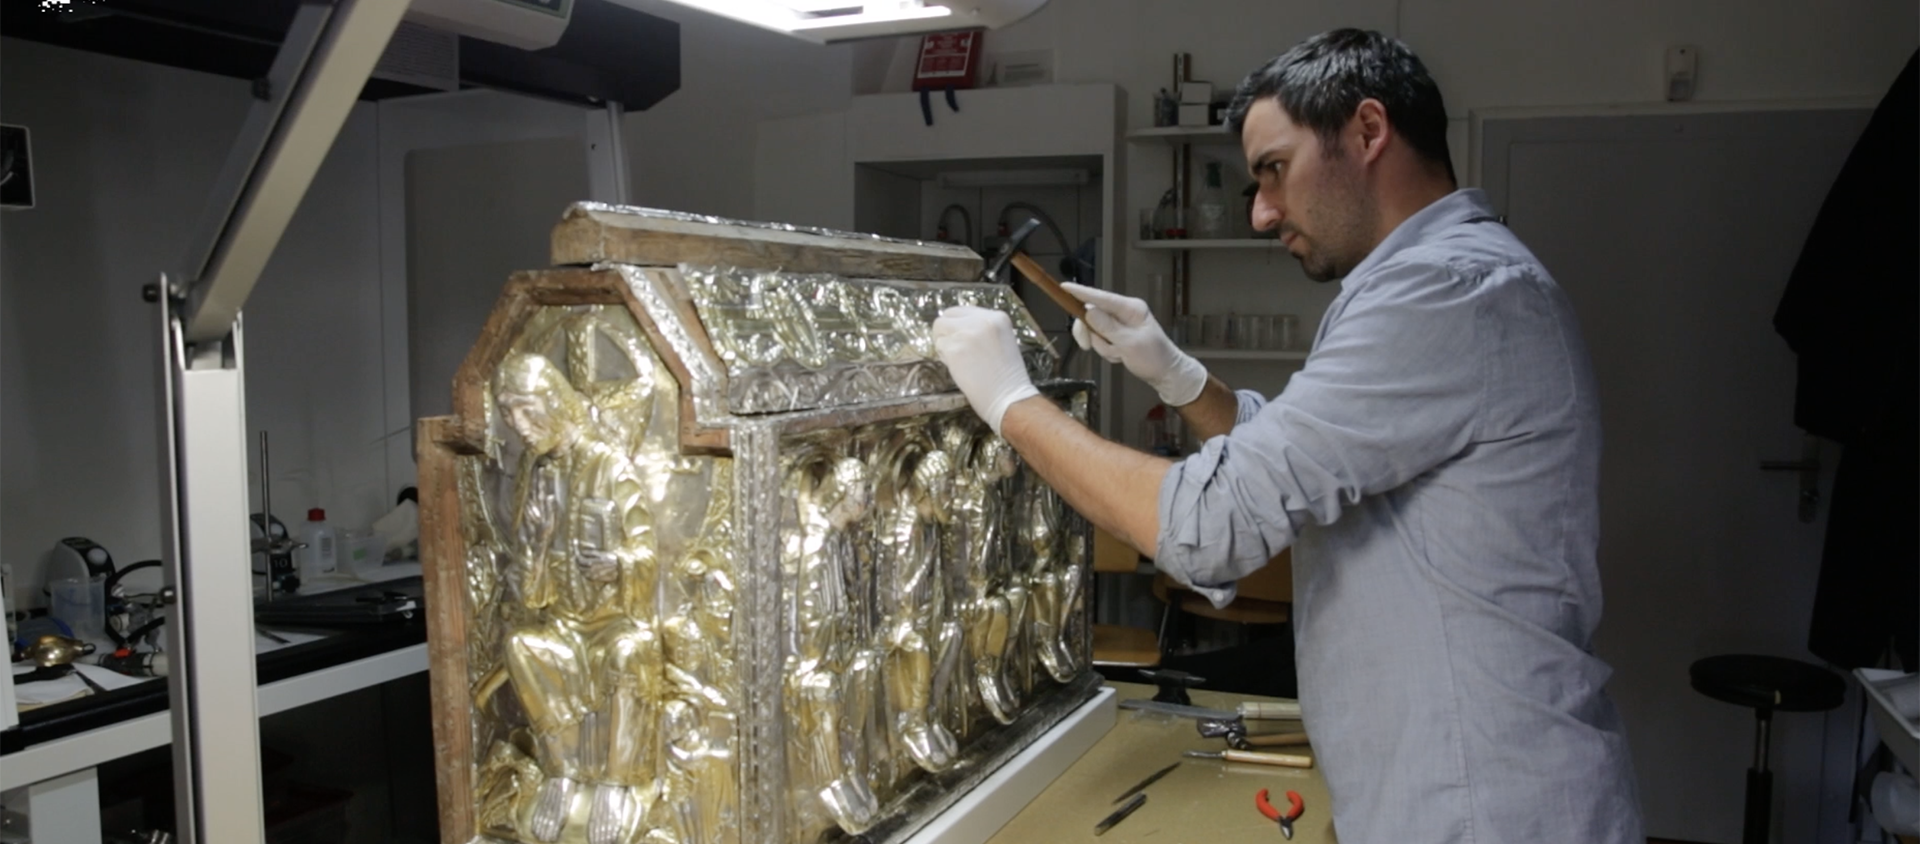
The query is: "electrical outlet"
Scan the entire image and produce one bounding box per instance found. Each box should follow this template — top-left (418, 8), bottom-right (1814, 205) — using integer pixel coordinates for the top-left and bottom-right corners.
top-left (1665, 45), bottom-right (1699, 102)
top-left (1, 124), bottom-right (33, 210)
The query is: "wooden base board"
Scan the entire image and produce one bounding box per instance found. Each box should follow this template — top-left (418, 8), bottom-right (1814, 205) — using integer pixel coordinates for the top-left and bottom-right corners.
top-left (902, 687), bottom-right (1118, 844)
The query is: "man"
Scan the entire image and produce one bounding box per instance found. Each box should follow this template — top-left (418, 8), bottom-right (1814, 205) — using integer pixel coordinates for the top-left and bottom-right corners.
top-left (931, 28), bottom-right (1643, 843)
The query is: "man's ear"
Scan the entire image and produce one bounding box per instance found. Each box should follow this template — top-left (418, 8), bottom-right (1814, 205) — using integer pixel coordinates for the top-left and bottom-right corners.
top-left (1352, 99), bottom-right (1390, 164)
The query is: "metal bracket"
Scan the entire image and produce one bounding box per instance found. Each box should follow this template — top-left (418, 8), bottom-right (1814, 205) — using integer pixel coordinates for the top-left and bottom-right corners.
top-left (174, 0), bottom-right (408, 344)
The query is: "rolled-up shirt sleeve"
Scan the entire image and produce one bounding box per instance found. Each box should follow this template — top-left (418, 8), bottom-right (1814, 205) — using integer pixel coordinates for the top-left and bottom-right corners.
top-left (1156, 258), bottom-right (1488, 606)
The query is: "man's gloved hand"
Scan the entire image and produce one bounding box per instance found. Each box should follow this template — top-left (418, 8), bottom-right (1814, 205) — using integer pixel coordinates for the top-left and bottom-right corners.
top-left (931, 306), bottom-right (1041, 435)
top-left (1062, 282), bottom-right (1208, 407)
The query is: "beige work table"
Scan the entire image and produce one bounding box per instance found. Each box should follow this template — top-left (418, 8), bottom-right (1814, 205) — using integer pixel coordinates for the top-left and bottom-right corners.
top-left (986, 681), bottom-right (1334, 843)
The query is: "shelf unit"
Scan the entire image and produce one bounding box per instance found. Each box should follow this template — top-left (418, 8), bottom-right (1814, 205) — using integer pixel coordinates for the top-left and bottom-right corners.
top-left (1125, 125), bottom-right (1235, 143)
top-left (1135, 238), bottom-right (1280, 250)
top-left (1184, 348), bottom-right (1309, 362)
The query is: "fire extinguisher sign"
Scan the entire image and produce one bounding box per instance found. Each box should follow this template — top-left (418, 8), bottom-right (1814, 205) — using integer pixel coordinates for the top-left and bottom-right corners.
top-left (914, 31), bottom-right (980, 87)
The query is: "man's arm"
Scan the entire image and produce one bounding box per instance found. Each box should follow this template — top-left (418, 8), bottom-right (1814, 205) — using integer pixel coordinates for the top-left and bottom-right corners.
top-left (1175, 375), bottom-right (1241, 442)
top-left (997, 396), bottom-right (1170, 555)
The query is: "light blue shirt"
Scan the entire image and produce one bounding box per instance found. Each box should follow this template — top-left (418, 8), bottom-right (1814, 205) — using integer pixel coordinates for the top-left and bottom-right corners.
top-left (1156, 189), bottom-right (1643, 843)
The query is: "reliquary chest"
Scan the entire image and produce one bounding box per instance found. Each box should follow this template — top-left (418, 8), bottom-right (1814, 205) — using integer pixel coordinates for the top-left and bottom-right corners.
top-left (419, 204), bottom-right (1098, 844)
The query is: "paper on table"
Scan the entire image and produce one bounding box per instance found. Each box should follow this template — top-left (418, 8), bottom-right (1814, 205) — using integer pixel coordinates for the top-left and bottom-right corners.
top-left (255, 628), bottom-right (328, 653)
top-left (11, 661), bottom-right (157, 709)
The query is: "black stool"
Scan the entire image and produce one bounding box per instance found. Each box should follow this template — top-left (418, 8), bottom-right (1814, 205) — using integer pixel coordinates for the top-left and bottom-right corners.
top-left (1690, 654), bottom-right (1845, 844)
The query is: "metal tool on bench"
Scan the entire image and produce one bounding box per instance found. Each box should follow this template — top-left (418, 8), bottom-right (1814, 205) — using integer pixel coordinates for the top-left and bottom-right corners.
top-left (1198, 716), bottom-right (1310, 751)
top-left (1256, 788), bottom-right (1306, 839)
top-left (1093, 792), bottom-right (1148, 836)
top-left (1183, 748), bottom-right (1314, 769)
top-left (1111, 761), bottom-right (1180, 804)
top-left (1138, 667), bottom-right (1205, 705)
top-left (1119, 697), bottom-right (1304, 721)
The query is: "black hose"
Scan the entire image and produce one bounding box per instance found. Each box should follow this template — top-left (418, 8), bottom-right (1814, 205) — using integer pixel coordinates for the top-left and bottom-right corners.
top-left (104, 559), bottom-right (161, 597)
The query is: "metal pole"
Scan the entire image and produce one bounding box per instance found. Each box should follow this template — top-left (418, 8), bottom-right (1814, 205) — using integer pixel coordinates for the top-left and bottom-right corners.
top-left (155, 2), bottom-right (409, 841)
top-left (159, 300), bottom-right (265, 842)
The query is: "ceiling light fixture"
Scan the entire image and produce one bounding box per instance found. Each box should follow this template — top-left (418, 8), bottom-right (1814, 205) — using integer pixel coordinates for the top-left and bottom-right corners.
top-left (630, 0), bottom-right (1047, 44)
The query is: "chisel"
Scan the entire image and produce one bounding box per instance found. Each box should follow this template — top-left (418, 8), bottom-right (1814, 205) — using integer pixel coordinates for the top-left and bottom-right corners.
top-left (1183, 749), bottom-right (1315, 769)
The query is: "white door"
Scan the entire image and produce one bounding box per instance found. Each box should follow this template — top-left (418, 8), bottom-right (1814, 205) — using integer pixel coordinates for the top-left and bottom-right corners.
top-left (1478, 105), bottom-right (1874, 844)
top-left (374, 90), bottom-right (628, 489)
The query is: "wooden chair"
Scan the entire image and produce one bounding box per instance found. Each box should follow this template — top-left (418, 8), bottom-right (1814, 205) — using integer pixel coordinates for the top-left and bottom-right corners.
top-left (1090, 527), bottom-right (1160, 669)
top-left (1154, 549), bottom-right (1292, 650)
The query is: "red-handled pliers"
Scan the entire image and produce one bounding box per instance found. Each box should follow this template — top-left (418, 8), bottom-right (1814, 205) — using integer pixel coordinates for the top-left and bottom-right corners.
top-left (1255, 788), bottom-right (1305, 839)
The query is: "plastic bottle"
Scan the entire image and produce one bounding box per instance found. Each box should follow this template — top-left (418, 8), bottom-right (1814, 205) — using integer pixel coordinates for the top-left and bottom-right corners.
top-left (302, 508), bottom-right (338, 580)
top-left (1192, 160), bottom-right (1233, 240)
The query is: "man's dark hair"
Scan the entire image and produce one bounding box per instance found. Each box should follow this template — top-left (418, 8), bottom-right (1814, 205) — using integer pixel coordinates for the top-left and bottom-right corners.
top-left (1226, 29), bottom-right (1455, 182)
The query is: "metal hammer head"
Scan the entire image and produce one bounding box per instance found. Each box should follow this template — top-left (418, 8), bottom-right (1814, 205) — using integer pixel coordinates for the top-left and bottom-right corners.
top-left (981, 216), bottom-right (1044, 282)
top-left (1196, 716), bottom-right (1252, 749)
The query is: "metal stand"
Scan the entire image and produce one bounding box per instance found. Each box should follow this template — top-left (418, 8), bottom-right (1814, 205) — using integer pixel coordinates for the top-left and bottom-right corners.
top-left (152, 2), bottom-right (406, 841)
top-left (1743, 708), bottom-right (1773, 844)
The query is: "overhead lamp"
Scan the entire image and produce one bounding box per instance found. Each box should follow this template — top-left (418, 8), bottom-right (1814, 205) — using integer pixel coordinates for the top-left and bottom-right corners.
top-left (935, 168), bottom-right (1090, 188)
top-left (629, 0), bottom-right (1048, 43)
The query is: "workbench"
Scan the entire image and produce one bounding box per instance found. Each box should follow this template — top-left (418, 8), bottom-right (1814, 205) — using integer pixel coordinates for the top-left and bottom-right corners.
top-left (988, 682), bottom-right (1333, 843)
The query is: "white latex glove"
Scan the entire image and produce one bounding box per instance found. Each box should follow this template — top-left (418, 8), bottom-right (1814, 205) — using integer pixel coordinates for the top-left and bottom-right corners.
top-left (931, 306), bottom-right (1041, 435)
top-left (1061, 282), bottom-right (1208, 407)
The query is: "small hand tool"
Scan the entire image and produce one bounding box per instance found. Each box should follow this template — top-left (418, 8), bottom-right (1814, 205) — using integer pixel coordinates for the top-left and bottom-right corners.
top-left (1119, 698), bottom-right (1304, 721)
top-left (1112, 761), bottom-right (1179, 804)
top-left (1183, 749), bottom-right (1314, 769)
top-left (1198, 717), bottom-right (1310, 750)
top-left (988, 220), bottom-right (1111, 345)
top-left (980, 217), bottom-right (1041, 283)
top-left (1256, 788), bottom-right (1305, 839)
top-left (1093, 792), bottom-right (1147, 836)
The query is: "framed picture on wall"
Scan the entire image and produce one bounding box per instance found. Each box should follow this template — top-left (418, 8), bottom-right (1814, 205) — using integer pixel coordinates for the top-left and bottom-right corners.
top-left (2, 124), bottom-right (33, 210)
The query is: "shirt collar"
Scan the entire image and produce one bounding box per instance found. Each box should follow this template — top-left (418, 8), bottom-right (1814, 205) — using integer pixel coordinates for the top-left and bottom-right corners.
top-left (1342, 188), bottom-right (1500, 285)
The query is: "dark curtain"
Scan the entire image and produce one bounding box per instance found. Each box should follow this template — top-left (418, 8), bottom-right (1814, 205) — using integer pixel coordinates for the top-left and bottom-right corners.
top-left (1773, 51), bottom-right (1919, 670)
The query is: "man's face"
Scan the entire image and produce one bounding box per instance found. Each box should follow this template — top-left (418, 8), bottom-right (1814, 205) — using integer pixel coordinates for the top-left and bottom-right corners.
top-left (1241, 98), bottom-right (1375, 282)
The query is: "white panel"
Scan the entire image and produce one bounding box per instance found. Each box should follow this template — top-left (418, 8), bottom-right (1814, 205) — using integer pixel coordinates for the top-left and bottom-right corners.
top-left (373, 90), bottom-right (599, 491)
top-left (175, 345), bottom-right (266, 841)
top-left (26, 768), bottom-right (102, 844)
top-left (903, 687), bottom-right (1116, 844)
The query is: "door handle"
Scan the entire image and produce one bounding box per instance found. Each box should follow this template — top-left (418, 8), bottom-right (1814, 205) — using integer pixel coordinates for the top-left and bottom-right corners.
top-left (1758, 435), bottom-right (1821, 523)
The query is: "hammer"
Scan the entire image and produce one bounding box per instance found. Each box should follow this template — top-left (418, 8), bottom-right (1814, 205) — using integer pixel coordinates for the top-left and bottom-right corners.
top-left (980, 217), bottom-right (1109, 343)
top-left (1197, 716), bottom-right (1310, 751)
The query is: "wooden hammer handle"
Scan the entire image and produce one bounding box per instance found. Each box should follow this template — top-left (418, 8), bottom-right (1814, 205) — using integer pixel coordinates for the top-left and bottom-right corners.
top-left (1223, 749), bottom-right (1314, 769)
top-left (1009, 253), bottom-right (1085, 319)
top-left (1240, 701), bottom-right (1303, 720)
top-left (1243, 731), bottom-right (1311, 748)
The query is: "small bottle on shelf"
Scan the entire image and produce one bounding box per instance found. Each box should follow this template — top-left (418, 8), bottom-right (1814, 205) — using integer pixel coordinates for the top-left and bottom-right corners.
top-left (301, 508), bottom-right (338, 580)
top-left (1192, 161), bottom-right (1233, 240)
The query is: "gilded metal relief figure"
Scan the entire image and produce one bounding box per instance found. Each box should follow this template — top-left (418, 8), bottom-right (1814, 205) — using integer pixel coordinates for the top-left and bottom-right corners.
top-left (944, 425), bottom-right (1023, 727)
top-left (463, 306), bottom-right (737, 844)
top-left (873, 430), bottom-right (959, 774)
top-left (781, 444), bottom-right (882, 837)
top-left (471, 351), bottom-right (664, 844)
top-left (1022, 480), bottom-right (1083, 684)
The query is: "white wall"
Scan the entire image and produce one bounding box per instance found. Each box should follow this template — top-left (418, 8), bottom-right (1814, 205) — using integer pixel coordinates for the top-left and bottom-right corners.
top-left (615, 0), bottom-right (856, 220)
top-left (0, 38), bottom-right (393, 601)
